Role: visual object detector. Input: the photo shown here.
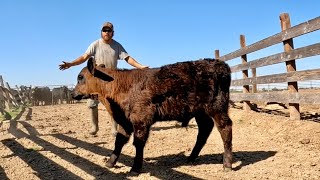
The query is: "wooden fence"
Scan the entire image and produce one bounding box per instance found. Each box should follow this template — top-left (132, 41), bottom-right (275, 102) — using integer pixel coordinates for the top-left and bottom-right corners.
top-left (0, 75), bottom-right (20, 112)
top-left (215, 13), bottom-right (320, 120)
top-left (0, 76), bottom-right (76, 112)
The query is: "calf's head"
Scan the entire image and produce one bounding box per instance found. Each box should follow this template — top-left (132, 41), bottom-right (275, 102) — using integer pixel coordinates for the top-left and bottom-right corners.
top-left (72, 57), bottom-right (114, 100)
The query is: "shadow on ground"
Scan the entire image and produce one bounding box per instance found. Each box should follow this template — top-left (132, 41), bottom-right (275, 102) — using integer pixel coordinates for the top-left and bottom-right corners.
top-left (1, 117), bottom-right (277, 180)
top-left (231, 102), bottom-right (320, 123)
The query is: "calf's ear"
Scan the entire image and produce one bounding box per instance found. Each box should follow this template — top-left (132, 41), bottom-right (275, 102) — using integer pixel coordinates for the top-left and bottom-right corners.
top-left (87, 57), bottom-right (113, 81)
top-left (87, 57), bottom-right (96, 75)
top-left (93, 70), bottom-right (114, 82)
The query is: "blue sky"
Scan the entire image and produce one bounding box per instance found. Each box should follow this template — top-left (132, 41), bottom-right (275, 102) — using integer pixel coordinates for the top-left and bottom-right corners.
top-left (0, 1), bottom-right (319, 87)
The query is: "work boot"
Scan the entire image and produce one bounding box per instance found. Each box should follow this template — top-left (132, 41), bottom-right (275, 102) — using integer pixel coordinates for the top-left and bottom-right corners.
top-left (89, 106), bottom-right (99, 135)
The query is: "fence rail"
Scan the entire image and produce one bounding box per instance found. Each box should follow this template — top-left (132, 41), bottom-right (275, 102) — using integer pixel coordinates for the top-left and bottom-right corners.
top-left (230, 91), bottom-right (320, 104)
top-left (219, 16), bottom-right (320, 61)
top-left (231, 68), bottom-right (320, 86)
top-left (230, 43), bottom-right (320, 72)
top-left (215, 13), bottom-right (320, 120)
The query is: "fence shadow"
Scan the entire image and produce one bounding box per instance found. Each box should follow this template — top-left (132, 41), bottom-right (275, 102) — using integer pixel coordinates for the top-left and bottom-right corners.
top-left (253, 107), bottom-right (320, 123)
top-left (301, 112), bottom-right (320, 123)
top-left (3, 118), bottom-right (276, 179)
top-left (151, 123), bottom-right (197, 132)
top-left (4, 119), bottom-right (131, 179)
top-left (231, 102), bottom-right (320, 123)
top-left (55, 133), bottom-right (276, 179)
top-left (253, 107), bottom-right (289, 117)
top-left (143, 150), bottom-right (276, 176)
top-left (3, 120), bottom-right (204, 179)
top-left (0, 165), bottom-right (9, 180)
top-left (51, 133), bottom-right (205, 179)
top-left (1, 138), bottom-right (81, 180)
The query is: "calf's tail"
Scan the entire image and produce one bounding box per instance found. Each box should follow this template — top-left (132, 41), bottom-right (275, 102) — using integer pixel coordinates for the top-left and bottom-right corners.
top-left (213, 60), bottom-right (232, 110)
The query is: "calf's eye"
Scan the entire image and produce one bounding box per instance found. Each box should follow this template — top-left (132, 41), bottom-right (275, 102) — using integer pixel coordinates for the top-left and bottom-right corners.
top-left (78, 75), bottom-right (83, 80)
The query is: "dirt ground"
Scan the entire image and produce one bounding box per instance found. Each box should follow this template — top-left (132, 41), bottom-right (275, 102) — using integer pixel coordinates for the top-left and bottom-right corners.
top-left (0, 102), bottom-right (319, 180)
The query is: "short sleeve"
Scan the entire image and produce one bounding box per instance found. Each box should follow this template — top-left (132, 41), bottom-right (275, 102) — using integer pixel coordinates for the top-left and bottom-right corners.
top-left (118, 43), bottom-right (129, 60)
top-left (85, 41), bottom-right (97, 57)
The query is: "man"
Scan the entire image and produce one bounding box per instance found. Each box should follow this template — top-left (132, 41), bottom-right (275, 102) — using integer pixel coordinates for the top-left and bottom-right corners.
top-left (59, 21), bottom-right (148, 136)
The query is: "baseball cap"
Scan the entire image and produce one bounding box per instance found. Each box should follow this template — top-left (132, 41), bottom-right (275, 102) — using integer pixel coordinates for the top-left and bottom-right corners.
top-left (102, 22), bottom-right (114, 30)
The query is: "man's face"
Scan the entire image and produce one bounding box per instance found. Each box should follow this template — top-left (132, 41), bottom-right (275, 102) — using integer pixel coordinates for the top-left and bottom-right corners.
top-left (101, 27), bottom-right (114, 42)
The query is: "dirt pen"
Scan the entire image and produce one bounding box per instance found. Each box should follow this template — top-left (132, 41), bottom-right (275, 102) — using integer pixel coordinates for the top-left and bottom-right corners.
top-left (0, 13), bottom-right (319, 179)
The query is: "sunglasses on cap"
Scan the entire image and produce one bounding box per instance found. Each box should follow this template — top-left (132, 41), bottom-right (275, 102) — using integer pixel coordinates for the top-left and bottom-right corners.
top-left (102, 28), bottom-right (113, 33)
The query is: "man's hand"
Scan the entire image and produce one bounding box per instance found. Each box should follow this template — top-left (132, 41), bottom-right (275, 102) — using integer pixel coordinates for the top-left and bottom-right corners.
top-left (59, 61), bottom-right (72, 70)
top-left (139, 65), bottom-right (149, 69)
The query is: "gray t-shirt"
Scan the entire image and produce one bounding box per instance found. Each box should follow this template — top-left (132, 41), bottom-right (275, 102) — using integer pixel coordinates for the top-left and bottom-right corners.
top-left (85, 39), bottom-right (129, 69)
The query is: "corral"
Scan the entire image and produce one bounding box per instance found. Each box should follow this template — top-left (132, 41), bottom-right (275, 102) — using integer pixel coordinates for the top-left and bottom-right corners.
top-left (0, 102), bottom-right (319, 179)
top-left (0, 12), bottom-right (319, 179)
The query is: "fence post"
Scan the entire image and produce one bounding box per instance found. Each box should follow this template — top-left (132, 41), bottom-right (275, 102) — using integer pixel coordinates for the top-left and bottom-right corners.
top-left (240, 35), bottom-right (251, 111)
top-left (280, 13), bottom-right (300, 120)
top-left (0, 75), bottom-right (4, 87)
top-left (215, 50), bottom-right (220, 59)
top-left (252, 68), bottom-right (257, 93)
top-left (5, 82), bottom-right (11, 90)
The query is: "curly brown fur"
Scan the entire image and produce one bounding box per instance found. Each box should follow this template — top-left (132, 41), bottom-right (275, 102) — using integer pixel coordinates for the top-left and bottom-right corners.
top-left (72, 57), bottom-right (233, 173)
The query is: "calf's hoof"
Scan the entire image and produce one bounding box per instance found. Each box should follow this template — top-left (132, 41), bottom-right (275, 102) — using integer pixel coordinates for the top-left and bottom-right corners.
top-left (106, 154), bottom-right (118, 168)
top-left (106, 161), bottom-right (114, 168)
top-left (130, 161), bottom-right (142, 174)
top-left (89, 128), bottom-right (98, 135)
top-left (130, 167), bottom-right (141, 174)
top-left (186, 156), bottom-right (196, 163)
top-left (111, 131), bottom-right (117, 137)
top-left (89, 131), bottom-right (98, 135)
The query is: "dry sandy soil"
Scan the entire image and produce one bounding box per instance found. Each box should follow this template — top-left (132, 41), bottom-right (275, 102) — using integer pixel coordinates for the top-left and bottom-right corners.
top-left (0, 102), bottom-right (319, 180)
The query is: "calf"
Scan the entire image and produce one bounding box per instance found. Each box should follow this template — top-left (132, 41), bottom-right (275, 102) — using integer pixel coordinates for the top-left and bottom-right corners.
top-left (72, 57), bottom-right (233, 173)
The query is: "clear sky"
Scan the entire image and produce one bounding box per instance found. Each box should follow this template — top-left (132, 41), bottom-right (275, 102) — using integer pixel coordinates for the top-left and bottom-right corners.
top-left (0, 0), bottom-right (319, 88)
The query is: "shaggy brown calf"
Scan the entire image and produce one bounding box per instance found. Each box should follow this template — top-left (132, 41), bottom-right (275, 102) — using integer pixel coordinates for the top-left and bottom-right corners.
top-left (72, 57), bottom-right (233, 173)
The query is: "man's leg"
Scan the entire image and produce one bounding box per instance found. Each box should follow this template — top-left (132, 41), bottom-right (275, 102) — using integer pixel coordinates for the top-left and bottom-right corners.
top-left (87, 98), bottom-right (99, 135)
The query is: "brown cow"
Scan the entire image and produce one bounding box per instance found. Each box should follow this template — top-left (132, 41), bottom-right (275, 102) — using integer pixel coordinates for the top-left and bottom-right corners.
top-left (72, 57), bottom-right (233, 173)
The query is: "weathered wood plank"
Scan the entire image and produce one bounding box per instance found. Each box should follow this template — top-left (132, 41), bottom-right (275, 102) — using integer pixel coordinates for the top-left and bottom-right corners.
top-left (230, 43), bottom-right (320, 72)
top-left (230, 92), bottom-right (320, 104)
top-left (231, 68), bottom-right (320, 86)
top-left (0, 75), bottom-right (4, 87)
top-left (219, 16), bottom-right (320, 61)
top-left (281, 13), bottom-right (300, 120)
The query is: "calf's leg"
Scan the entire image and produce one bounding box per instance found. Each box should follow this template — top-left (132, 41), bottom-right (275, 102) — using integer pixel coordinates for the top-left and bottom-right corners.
top-left (106, 125), bottom-right (131, 168)
top-left (188, 113), bottom-right (214, 162)
top-left (131, 122), bottom-right (151, 173)
top-left (214, 112), bottom-right (233, 171)
top-left (111, 119), bottom-right (118, 137)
